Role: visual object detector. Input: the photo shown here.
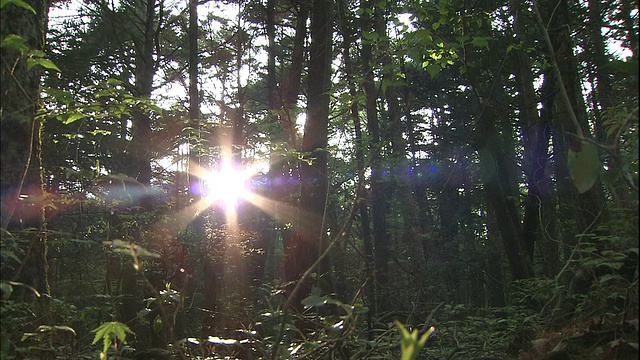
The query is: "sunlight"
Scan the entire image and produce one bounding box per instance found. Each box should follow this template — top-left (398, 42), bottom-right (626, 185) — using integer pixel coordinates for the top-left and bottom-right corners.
top-left (203, 161), bottom-right (249, 212)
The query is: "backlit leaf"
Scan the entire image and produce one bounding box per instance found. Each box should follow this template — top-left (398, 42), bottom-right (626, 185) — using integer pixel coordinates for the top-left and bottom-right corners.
top-left (1, 0), bottom-right (36, 13)
top-left (62, 112), bottom-right (84, 125)
top-left (1, 34), bottom-right (29, 52)
top-left (27, 57), bottom-right (61, 72)
top-left (568, 141), bottom-right (601, 193)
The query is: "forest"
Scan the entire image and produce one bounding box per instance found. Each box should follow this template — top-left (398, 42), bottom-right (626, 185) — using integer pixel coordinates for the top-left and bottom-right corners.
top-left (0, 0), bottom-right (638, 359)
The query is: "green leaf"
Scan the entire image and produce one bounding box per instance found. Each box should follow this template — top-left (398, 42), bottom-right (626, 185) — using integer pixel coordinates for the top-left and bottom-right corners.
top-left (396, 321), bottom-right (432, 360)
top-left (62, 112), bottom-right (84, 125)
top-left (604, 59), bottom-right (639, 74)
top-left (426, 63), bottom-right (441, 78)
top-left (600, 167), bottom-right (620, 186)
top-left (146, 103), bottom-right (163, 115)
top-left (1, 0), bottom-right (36, 13)
top-left (1, 249), bottom-right (21, 263)
top-left (301, 294), bottom-right (327, 308)
top-left (36, 325), bottom-right (76, 336)
top-left (3, 281), bottom-right (40, 297)
top-left (105, 239), bottom-right (160, 259)
top-left (568, 141), bottom-right (601, 193)
top-left (414, 29), bottom-right (432, 45)
top-left (401, 343), bottom-right (416, 360)
top-left (91, 322), bottom-right (133, 346)
top-left (1, 34), bottom-right (29, 52)
top-left (0, 282), bottom-right (13, 299)
top-left (106, 78), bottom-right (124, 86)
top-left (153, 315), bottom-right (163, 333)
top-left (599, 274), bottom-right (625, 284)
top-left (472, 36), bottom-right (491, 48)
top-left (362, 31), bottom-right (379, 42)
top-left (26, 57), bottom-right (61, 72)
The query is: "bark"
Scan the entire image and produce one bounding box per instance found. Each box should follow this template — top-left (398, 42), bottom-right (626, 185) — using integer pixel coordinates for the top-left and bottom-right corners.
top-left (337, 0), bottom-right (375, 325)
top-left (266, 0), bottom-right (276, 109)
top-left (117, 0), bottom-right (162, 342)
top-left (620, 0), bottom-right (638, 61)
top-left (476, 103), bottom-right (534, 280)
top-left (188, 0), bottom-right (199, 172)
top-left (282, 0), bottom-right (333, 310)
top-left (484, 210), bottom-right (505, 307)
top-left (266, 1), bottom-right (307, 232)
top-left (511, 0), bottom-right (560, 276)
top-left (438, 186), bottom-right (461, 301)
top-left (386, 71), bottom-right (426, 275)
top-left (129, 0), bottom-right (158, 188)
top-left (588, 0), bottom-right (613, 144)
top-left (0, 0), bottom-right (51, 294)
top-left (541, 0), bottom-right (608, 238)
top-left (274, 4), bottom-right (309, 145)
top-left (361, 0), bottom-right (391, 313)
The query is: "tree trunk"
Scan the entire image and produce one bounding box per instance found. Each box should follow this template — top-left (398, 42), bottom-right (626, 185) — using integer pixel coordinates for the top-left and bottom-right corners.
top-left (511, 0), bottom-right (560, 276)
top-left (476, 102), bottom-right (534, 280)
top-left (620, 0), bottom-right (638, 61)
top-left (118, 0), bottom-right (161, 342)
top-left (1, 0), bottom-right (51, 295)
top-left (360, 0), bottom-right (391, 313)
top-left (282, 0), bottom-right (333, 310)
top-left (337, 0), bottom-right (375, 329)
top-left (484, 209), bottom-right (505, 307)
top-left (541, 0), bottom-right (608, 238)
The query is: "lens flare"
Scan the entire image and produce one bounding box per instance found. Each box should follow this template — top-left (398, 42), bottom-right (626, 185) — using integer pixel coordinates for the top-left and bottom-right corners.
top-left (204, 162), bottom-right (250, 212)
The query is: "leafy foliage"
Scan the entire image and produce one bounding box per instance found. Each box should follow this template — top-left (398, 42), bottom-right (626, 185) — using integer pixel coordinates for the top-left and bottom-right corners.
top-left (91, 321), bottom-right (134, 360)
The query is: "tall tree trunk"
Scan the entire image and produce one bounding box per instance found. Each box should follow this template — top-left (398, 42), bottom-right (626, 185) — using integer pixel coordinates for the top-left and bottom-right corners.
top-left (385, 70), bottom-right (426, 276)
top-left (118, 0), bottom-right (161, 342)
top-left (188, 0), bottom-right (199, 180)
top-left (484, 208), bottom-right (505, 307)
top-left (360, 0), bottom-right (391, 314)
top-left (337, 0), bottom-right (375, 331)
top-left (438, 185), bottom-right (461, 301)
top-left (282, 0), bottom-right (333, 310)
top-left (540, 0), bottom-right (608, 238)
top-left (588, 0), bottom-right (613, 144)
top-left (1, 0), bottom-right (51, 295)
top-left (511, 0), bottom-right (560, 276)
top-left (620, 0), bottom-right (638, 61)
top-left (275, 4), bottom-right (308, 145)
top-left (373, 3), bottom-right (425, 273)
top-left (476, 102), bottom-right (534, 280)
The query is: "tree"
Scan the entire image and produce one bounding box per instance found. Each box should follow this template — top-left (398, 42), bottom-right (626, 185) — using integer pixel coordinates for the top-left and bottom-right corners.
top-left (283, 0), bottom-right (334, 310)
top-left (1, 0), bottom-right (52, 295)
top-left (510, 0), bottom-right (560, 277)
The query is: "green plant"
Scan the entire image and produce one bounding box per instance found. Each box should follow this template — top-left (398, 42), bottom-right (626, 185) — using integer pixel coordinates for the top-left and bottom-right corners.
top-left (91, 321), bottom-right (134, 360)
top-left (395, 321), bottom-right (435, 360)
